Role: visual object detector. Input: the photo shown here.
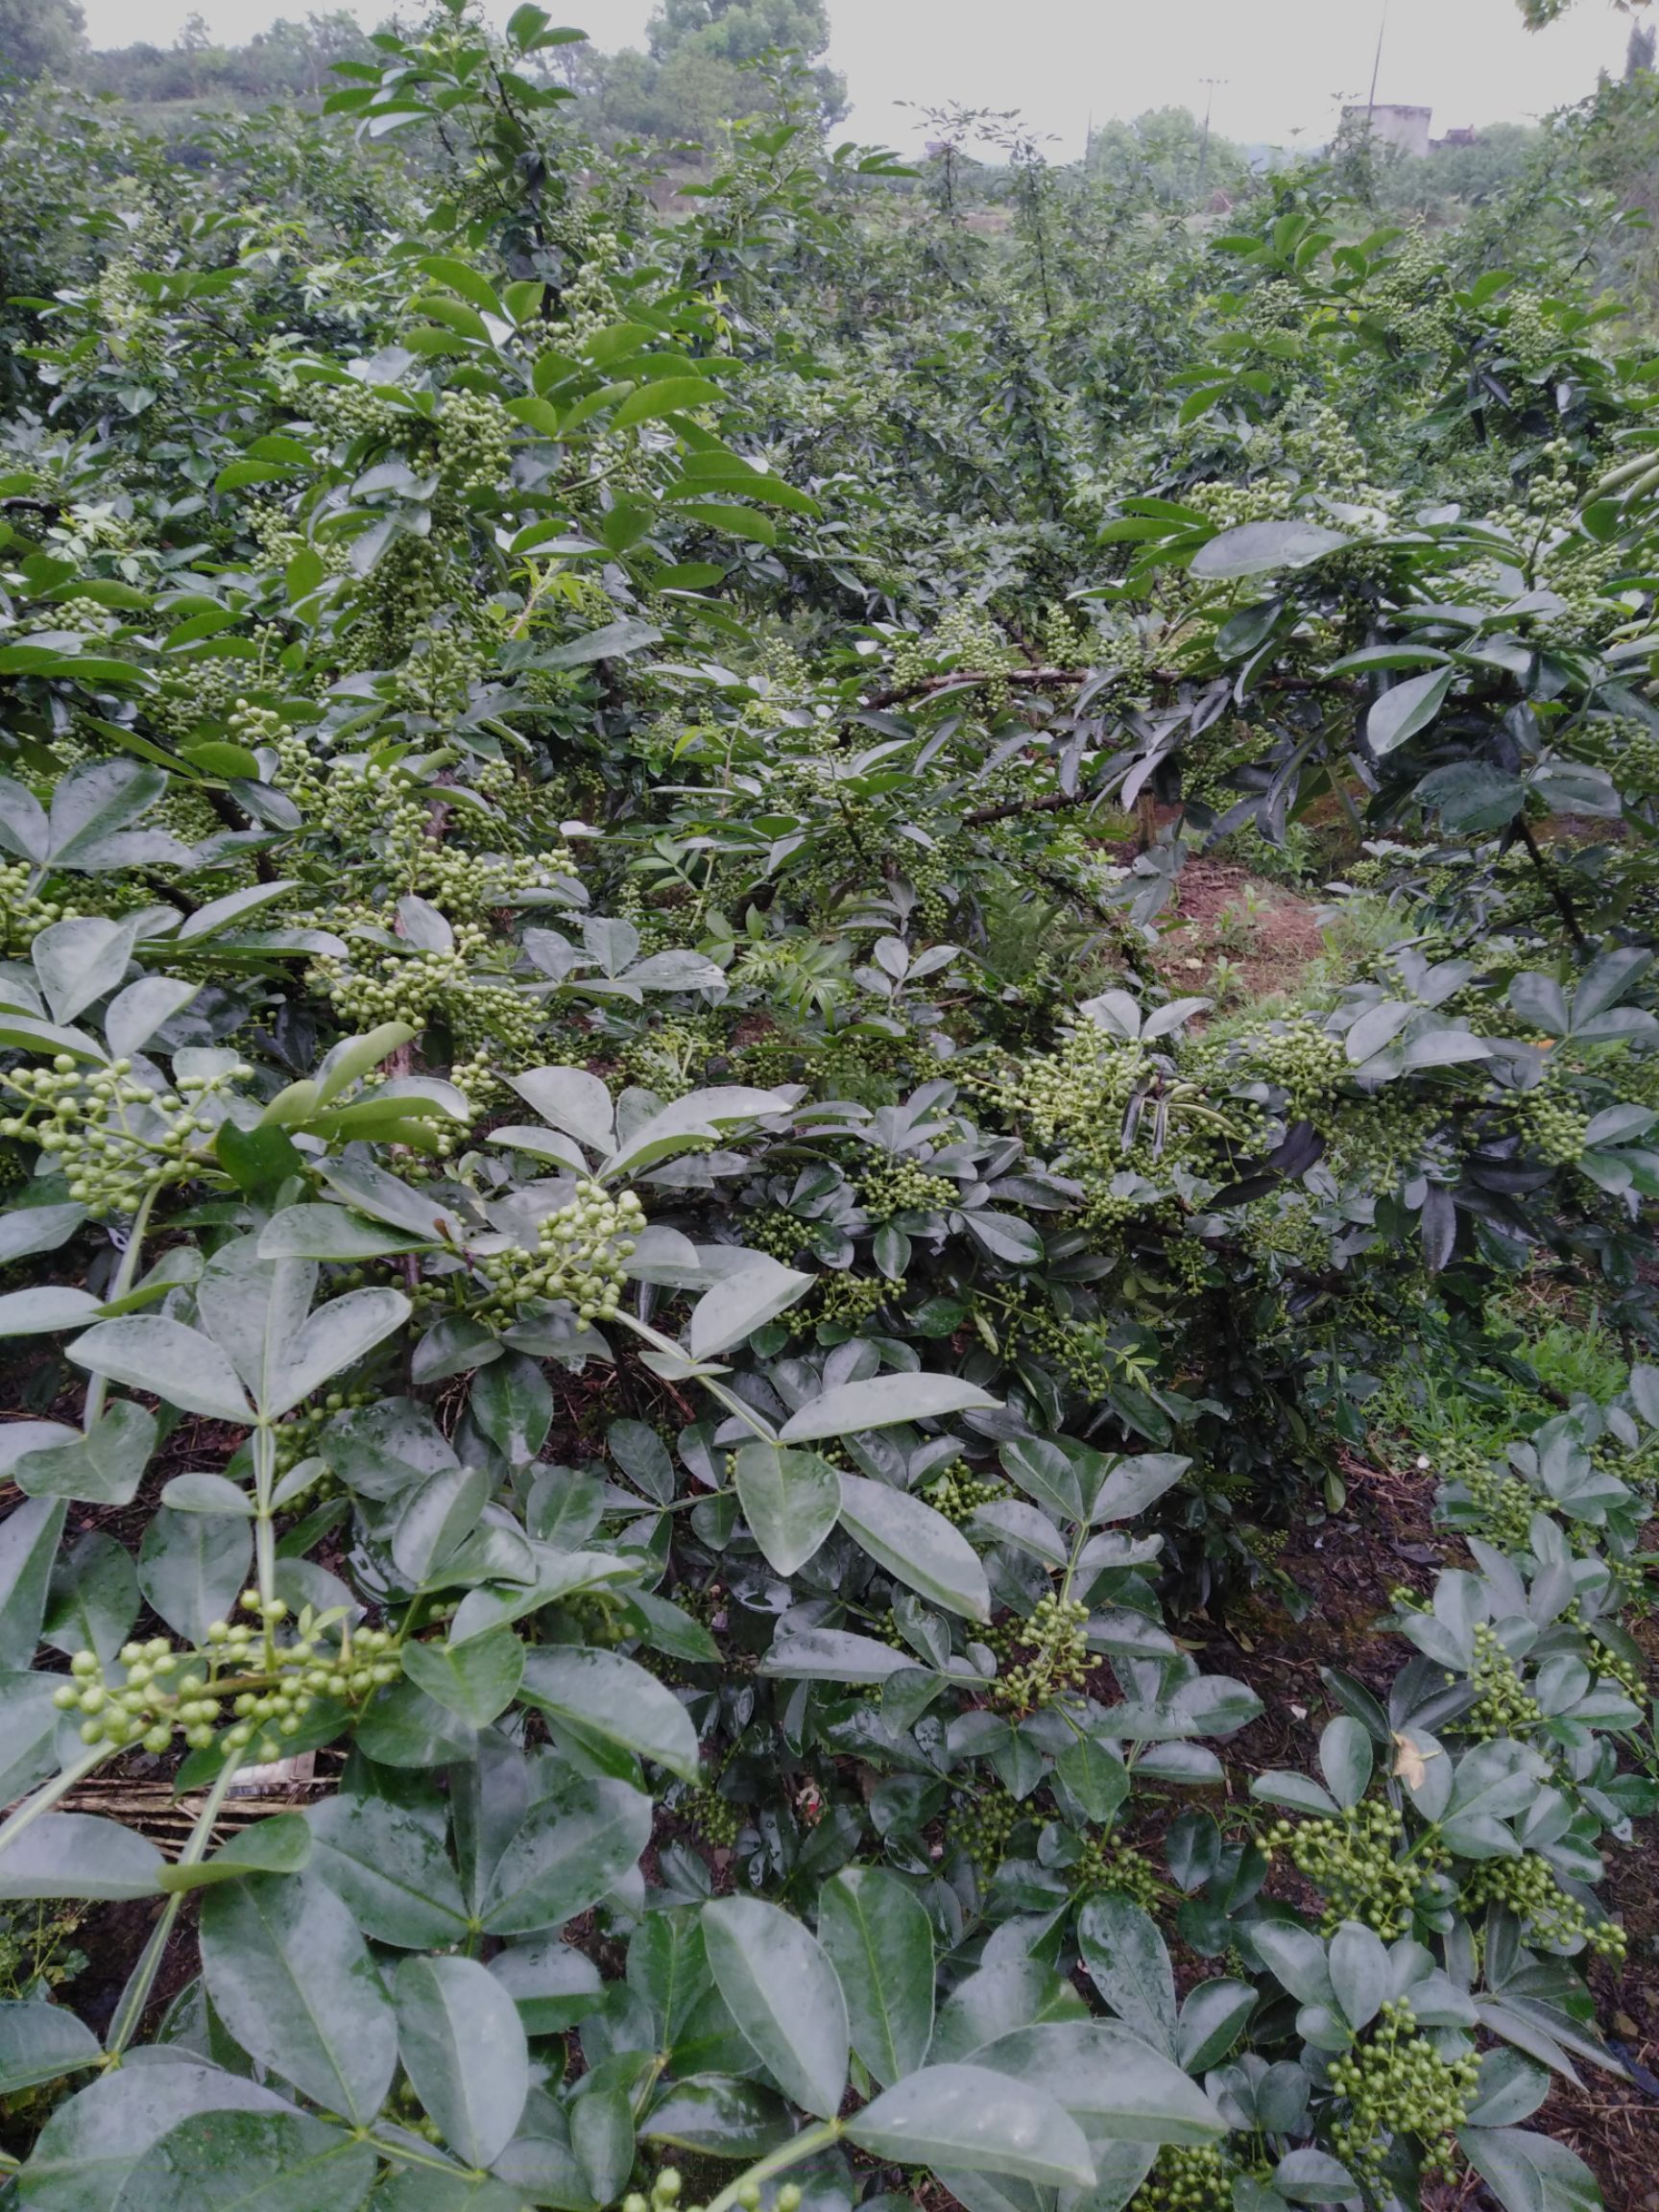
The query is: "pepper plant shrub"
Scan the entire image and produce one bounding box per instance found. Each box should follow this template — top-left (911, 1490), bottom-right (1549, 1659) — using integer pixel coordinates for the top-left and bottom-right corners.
top-left (0, 6), bottom-right (1657, 2208)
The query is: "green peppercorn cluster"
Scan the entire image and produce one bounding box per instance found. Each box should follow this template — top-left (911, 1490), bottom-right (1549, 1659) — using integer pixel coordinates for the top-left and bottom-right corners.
top-left (615, 1018), bottom-right (717, 1102)
top-left (682, 1782), bottom-right (739, 1849)
top-left (272, 1388), bottom-right (371, 1476)
top-left (476, 1181), bottom-right (642, 1324)
top-left (814, 1272), bottom-right (894, 1331)
top-left (219, 1602), bottom-right (399, 1762)
top-left (1515, 1082), bottom-right (1591, 1169)
top-left (437, 389), bottom-right (514, 498)
top-left (408, 842), bottom-right (580, 916)
top-left (1462, 1623), bottom-right (1543, 1740)
top-left (397, 626), bottom-right (487, 718)
top-left (1130, 2145), bottom-right (1236, 2212)
top-left (1327, 1998), bottom-right (1479, 2185)
top-left (990, 1592), bottom-right (1091, 1714)
top-left (55, 1637), bottom-right (225, 1756)
top-left (925, 1466), bottom-right (1003, 1525)
top-left (387, 2075), bottom-right (444, 2144)
top-left (52, 1596), bottom-right (399, 1762)
top-left (1076, 1834), bottom-right (1160, 1909)
top-left (562, 1590), bottom-right (630, 1647)
top-left (1460, 1853), bottom-right (1627, 1959)
top-left (735, 1207), bottom-right (809, 1263)
top-left (620, 2173), bottom-right (802, 2212)
top-left (1225, 1016), bottom-right (1349, 1120)
top-left (858, 1159), bottom-right (959, 1220)
top-left (225, 698), bottom-right (289, 756)
top-left (0, 863), bottom-right (82, 956)
top-left (309, 923), bottom-right (491, 1026)
top-left (1, 1054), bottom-right (248, 1220)
top-left (956, 1787), bottom-right (1018, 1874)
top-left (979, 1024), bottom-right (1149, 1166)
top-left (311, 377), bottom-right (396, 442)
top-left (889, 601), bottom-right (1017, 711)
top-left (1436, 1451), bottom-right (1538, 1551)
top-left (1262, 1801), bottom-right (1446, 1937)
top-left (342, 536), bottom-right (448, 670)
top-left (1004, 1297), bottom-right (1124, 1400)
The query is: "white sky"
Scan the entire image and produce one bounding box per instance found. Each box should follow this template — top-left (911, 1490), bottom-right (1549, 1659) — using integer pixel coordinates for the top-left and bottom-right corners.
top-left (74, 0), bottom-right (1638, 156)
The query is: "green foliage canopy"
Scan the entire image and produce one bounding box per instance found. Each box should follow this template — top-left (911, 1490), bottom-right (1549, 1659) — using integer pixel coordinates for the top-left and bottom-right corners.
top-left (0, 10), bottom-right (1654, 2212)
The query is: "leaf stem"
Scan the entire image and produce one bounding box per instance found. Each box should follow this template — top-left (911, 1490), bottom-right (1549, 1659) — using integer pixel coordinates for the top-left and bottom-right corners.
top-left (103, 1748), bottom-right (245, 2060)
top-left (610, 1310), bottom-right (779, 1443)
top-left (81, 1177), bottom-right (162, 1430)
top-left (251, 1421), bottom-right (277, 1614)
top-left (704, 2119), bottom-right (844, 2212)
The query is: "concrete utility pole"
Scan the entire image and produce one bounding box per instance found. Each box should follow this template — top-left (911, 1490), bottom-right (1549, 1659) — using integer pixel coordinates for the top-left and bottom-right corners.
top-left (1198, 76), bottom-right (1226, 190)
top-left (1367, 0), bottom-right (1391, 121)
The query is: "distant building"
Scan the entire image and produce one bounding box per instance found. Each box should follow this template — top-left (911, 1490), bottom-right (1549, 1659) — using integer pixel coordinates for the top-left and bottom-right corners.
top-left (1341, 103), bottom-right (1432, 159)
top-left (1434, 126), bottom-right (1479, 149)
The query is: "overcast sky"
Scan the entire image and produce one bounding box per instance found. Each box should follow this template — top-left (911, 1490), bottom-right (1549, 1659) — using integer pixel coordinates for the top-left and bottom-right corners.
top-left (76, 0), bottom-right (1637, 155)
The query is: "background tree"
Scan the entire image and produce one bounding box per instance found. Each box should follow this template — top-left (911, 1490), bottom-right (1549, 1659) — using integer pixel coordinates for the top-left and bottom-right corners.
top-left (1517, 0), bottom-right (1650, 24)
top-left (1085, 106), bottom-right (1248, 208)
top-left (0, 0), bottom-right (87, 81)
top-left (589, 0), bottom-right (846, 145)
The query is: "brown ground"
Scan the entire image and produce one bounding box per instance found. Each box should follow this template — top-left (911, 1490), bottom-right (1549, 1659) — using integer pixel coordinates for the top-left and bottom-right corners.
top-left (1146, 858), bottom-right (1327, 1011)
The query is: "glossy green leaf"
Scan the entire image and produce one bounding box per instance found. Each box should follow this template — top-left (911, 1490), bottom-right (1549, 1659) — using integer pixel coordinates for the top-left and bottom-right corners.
top-left (733, 1441), bottom-right (841, 1574)
top-left (157, 1815), bottom-right (312, 1894)
top-left (0, 2000), bottom-right (101, 2093)
top-left (402, 1627), bottom-right (523, 1728)
top-left (138, 1507), bottom-right (252, 1647)
top-left (480, 1775), bottom-right (653, 1934)
top-left (702, 1895), bottom-right (850, 2121)
top-left (818, 1866), bottom-right (935, 2087)
top-left (974, 2022), bottom-right (1225, 2145)
top-left (1076, 1896), bottom-right (1178, 2056)
top-left (835, 1473), bottom-right (990, 1622)
top-left (395, 1954), bottom-right (530, 2168)
top-left (517, 1646), bottom-right (699, 1780)
top-left (19, 2061), bottom-right (289, 2212)
top-left (844, 2063), bottom-right (1094, 2187)
top-left (306, 1794), bottom-right (469, 1949)
top-left (780, 1372), bottom-right (999, 1442)
top-left (0, 1814), bottom-right (163, 1901)
top-left (199, 1874), bottom-right (397, 2126)
top-left (68, 1317), bottom-right (252, 1423)
top-left (112, 2109), bottom-right (378, 2212)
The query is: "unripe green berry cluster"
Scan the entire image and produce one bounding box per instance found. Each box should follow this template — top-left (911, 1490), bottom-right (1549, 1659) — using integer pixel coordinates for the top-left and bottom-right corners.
top-left (858, 1159), bottom-right (960, 1221)
top-left (925, 1467), bottom-right (1003, 1525)
top-left (619, 2176), bottom-right (801, 2212)
top-left (1517, 1087), bottom-right (1591, 1169)
top-left (1, 1054), bottom-right (249, 1220)
top-left (55, 1637), bottom-right (222, 1755)
top-left (436, 389), bottom-right (514, 497)
top-left (1462, 1623), bottom-right (1543, 1740)
top-left (955, 1786), bottom-right (1018, 1874)
top-left (1460, 1852), bottom-right (1626, 1959)
top-left (1263, 1800), bottom-right (1446, 1937)
top-left (476, 1181), bottom-right (643, 1324)
top-left (0, 862), bottom-right (83, 956)
top-left (309, 926), bottom-right (493, 1033)
top-left (682, 1781), bottom-right (739, 1849)
top-left (990, 1591), bottom-right (1091, 1715)
top-left (54, 1598), bottom-right (401, 1764)
top-left (1132, 2144), bottom-right (1236, 2212)
top-left (1075, 1835), bottom-right (1160, 1910)
top-left (1327, 1998), bottom-right (1478, 2184)
top-left (215, 1596), bottom-right (399, 1762)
